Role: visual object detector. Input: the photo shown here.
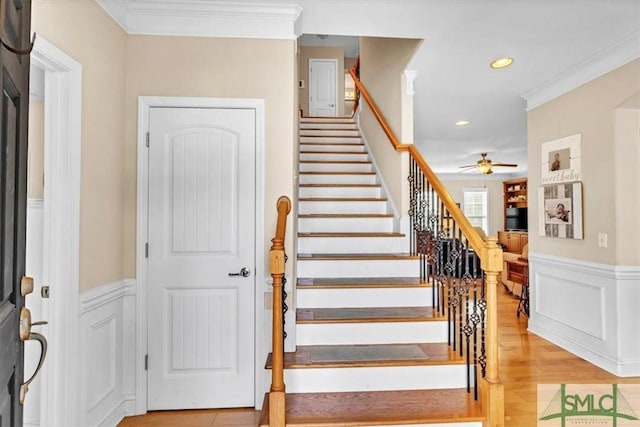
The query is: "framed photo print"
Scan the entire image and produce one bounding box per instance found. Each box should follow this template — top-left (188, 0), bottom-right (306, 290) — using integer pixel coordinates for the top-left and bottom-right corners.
top-left (538, 183), bottom-right (583, 239)
top-left (541, 134), bottom-right (581, 184)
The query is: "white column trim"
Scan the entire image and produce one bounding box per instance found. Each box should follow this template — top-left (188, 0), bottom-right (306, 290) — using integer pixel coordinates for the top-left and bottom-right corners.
top-left (404, 70), bottom-right (418, 96)
top-left (136, 96), bottom-right (266, 414)
top-left (30, 36), bottom-right (82, 427)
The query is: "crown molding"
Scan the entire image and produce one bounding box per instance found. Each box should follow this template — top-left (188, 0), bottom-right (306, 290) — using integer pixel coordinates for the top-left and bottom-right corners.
top-left (522, 29), bottom-right (640, 111)
top-left (94, 0), bottom-right (303, 39)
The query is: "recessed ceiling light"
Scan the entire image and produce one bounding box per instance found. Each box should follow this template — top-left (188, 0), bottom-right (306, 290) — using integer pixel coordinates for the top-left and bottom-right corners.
top-left (456, 120), bottom-right (470, 126)
top-left (490, 57), bottom-right (513, 69)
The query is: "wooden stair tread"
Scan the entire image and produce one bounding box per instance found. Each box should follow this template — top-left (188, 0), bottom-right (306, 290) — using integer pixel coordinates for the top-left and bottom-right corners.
top-left (299, 184), bottom-right (381, 188)
top-left (300, 128), bottom-right (357, 131)
top-left (298, 197), bottom-right (387, 202)
top-left (300, 151), bottom-right (365, 154)
top-left (301, 119), bottom-right (355, 122)
top-left (298, 253), bottom-right (418, 261)
top-left (258, 389), bottom-right (484, 426)
top-left (298, 213), bottom-right (393, 218)
top-left (300, 160), bottom-right (371, 164)
top-left (299, 171), bottom-right (375, 175)
top-left (300, 142), bottom-right (364, 146)
top-left (265, 343), bottom-right (462, 369)
top-left (297, 277), bottom-right (427, 288)
top-left (297, 306), bottom-right (441, 323)
top-left (298, 232), bottom-right (405, 238)
top-left (301, 134), bottom-right (361, 138)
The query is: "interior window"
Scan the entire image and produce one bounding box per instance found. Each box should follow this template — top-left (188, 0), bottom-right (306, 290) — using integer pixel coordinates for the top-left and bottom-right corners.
top-left (463, 188), bottom-right (488, 234)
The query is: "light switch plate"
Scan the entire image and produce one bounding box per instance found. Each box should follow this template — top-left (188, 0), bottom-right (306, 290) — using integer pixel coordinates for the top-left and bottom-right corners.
top-left (598, 233), bottom-right (608, 248)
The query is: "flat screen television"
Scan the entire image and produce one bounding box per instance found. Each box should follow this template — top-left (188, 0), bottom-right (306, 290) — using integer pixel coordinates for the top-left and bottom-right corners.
top-left (506, 207), bottom-right (527, 231)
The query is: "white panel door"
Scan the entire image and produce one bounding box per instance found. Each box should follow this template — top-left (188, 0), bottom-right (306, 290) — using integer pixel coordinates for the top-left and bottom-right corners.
top-left (309, 59), bottom-right (338, 116)
top-left (147, 107), bottom-right (256, 410)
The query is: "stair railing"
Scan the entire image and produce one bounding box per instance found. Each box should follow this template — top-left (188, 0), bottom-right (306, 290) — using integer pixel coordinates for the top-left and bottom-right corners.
top-left (269, 196), bottom-right (291, 427)
top-left (349, 68), bottom-right (505, 427)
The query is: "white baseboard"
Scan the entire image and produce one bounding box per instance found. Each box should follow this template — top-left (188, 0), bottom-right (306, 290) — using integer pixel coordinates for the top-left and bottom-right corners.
top-left (79, 279), bottom-right (137, 427)
top-left (528, 253), bottom-right (640, 377)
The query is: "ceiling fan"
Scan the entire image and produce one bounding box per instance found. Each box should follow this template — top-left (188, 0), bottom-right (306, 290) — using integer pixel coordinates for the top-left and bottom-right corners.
top-left (459, 153), bottom-right (517, 175)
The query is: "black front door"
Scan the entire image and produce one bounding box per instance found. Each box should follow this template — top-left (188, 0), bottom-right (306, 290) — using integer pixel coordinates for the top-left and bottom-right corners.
top-left (0, 0), bottom-right (32, 426)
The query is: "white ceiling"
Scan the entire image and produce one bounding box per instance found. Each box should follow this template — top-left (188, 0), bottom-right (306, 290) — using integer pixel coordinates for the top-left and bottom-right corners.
top-left (96, 0), bottom-right (640, 176)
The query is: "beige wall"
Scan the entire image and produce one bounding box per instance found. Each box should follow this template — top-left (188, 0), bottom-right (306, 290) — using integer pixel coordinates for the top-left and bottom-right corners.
top-left (528, 59), bottom-right (640, 265)
top-left (28, 100), bottom-right (44, 199)
top-left (359, 37), bottom-right (421, 216)
top-left (124, 36), bottom-right (297, 277)
top-left (440, 178), bottom-right (506, 237)
top-left (613, 106), bottom-right (640, 265)
top-left (299, 46), bottom-right (345, 116)
top-left (33, 0), bottom-right (127, 290)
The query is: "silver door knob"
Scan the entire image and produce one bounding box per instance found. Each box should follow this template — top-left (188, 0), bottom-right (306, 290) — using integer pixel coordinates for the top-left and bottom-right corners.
top-left (229, 267), bottom-right (251, 278)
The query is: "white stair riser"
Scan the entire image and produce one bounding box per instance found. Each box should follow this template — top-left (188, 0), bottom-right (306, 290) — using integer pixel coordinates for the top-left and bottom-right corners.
top-left (298, 217), bottom-right (394, 232)
top-left (298, 200), bottom-right (388, 214)
top-left (297, 259), bottom-right (419, 277)
top-left (300, 122), bottom-right (357, 130)
top-left (298, 236), bottom-right (407, 254)
top-left (299, 174), bottom-right (377, 185)
top-left (283, 365), bottom-right (468, 393)
top-left (299, 186), bottom-right (381, 198)
top-left (300, 129), bottom-right (360, 137)
top-left (301, 136), bottom-right (363, 143)
top-left (300, 162), bottom-right (372, 173)
top-left (296, 321), bottom-right (447, 345)
top-left (300, 144), bottom-right (365, 152)
top-left (300, 152), bottom-right (369, 162)
top-left (297, 287), bottom-right (433, 308)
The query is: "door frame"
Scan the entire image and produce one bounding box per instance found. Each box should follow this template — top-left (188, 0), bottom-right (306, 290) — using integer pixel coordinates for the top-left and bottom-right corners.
top-left (136, 97), bottom-right (266, 413)
top-left (308, 58), bottom-right (338, 116)
top-left (30, 37), bottom-right (82, 427)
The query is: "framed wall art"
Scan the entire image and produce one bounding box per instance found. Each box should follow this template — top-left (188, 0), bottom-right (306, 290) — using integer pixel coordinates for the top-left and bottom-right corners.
top-left (541, 134), bottom-right (582, 185)
top-left (538, 182), bottom-right (583, 239)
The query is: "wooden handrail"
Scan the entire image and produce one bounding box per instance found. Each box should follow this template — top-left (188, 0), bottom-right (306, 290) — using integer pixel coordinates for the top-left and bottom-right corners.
top-left (269, 196), bottom-right (291, 427)
top-left (350, 67), bottom-right (504, 427)
top-left (348, 68), bottom-right (486, 255)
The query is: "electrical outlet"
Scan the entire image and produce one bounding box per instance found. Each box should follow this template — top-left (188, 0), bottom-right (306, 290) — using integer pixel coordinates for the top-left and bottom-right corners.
top-left (598, 233), bottom-right (608, 248)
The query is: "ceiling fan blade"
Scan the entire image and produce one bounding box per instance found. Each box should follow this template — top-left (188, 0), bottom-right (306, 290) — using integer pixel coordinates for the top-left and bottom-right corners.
top-left (492, 162), bottom-right (518, 167)
top-left (458, 164), bottom-right (478, 169)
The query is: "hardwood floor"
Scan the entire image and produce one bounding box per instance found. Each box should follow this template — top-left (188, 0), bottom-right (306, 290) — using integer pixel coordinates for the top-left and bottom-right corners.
top-left (118, 283), bottom-right (640, 427)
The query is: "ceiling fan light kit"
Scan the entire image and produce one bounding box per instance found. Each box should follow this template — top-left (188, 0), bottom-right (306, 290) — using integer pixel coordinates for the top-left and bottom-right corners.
top-left (459, 152), bottom-right (518, 174)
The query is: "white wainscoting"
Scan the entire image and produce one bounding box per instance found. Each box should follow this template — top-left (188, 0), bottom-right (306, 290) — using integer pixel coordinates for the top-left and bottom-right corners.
top-left (79, 279), bottom-right (137, 427)
top-left (528, 253), bottom-right (640, 377)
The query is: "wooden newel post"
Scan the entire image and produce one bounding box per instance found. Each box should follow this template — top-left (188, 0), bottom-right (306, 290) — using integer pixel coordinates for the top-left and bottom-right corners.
top-left (480, 237), bottom-right (505, 427)
top-left (269, 196), bottom-right (290, 427)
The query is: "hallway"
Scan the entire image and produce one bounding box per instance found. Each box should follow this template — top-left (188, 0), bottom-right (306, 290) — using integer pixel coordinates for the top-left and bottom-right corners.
top-left (119, 283), bottom-right (640, 426)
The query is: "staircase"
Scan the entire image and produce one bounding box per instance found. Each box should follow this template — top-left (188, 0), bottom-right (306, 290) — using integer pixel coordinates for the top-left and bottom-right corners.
top-left (259, 117), bottom-right (484, 426)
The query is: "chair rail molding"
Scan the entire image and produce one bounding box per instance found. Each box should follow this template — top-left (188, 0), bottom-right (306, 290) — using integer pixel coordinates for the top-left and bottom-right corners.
top-left (528, 252), bottom-right (640, 377)
top-left (94, 0), bottom-right (303, 39)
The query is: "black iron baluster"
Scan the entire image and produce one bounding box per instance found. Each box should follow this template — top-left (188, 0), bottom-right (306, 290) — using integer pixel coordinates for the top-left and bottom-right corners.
top-left (282, 253), bottom-right (288, 346)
